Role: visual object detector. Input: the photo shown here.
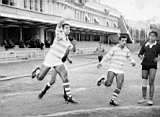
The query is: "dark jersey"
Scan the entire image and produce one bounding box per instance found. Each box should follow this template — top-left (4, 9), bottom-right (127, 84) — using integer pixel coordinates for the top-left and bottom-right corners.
top-left (138, 42), bottom-right (160, 66)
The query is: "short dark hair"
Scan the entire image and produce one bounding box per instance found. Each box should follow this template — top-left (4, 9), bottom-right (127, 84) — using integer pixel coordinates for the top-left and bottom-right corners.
top-left (119, 35), bottom-right (127, 40)
top-left (149, 31), bottom-right (158, 37)
top-left (62, 23), bottom-right (70, 29)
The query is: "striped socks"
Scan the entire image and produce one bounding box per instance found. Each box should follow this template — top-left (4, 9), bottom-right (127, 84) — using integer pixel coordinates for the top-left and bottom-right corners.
top-left (63, 82), bottom-right (72, 98)
top-left (111, 88), bottom-right (121, 100)
top-left (142, 79), bottom-right (147, 99)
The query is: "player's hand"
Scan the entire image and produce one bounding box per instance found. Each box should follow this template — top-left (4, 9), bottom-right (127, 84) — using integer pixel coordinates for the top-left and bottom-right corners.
top-left (62, 56), bottom-right (67, 63)
top-left (131, 62), bottom-right (136, 67)
top-left (68, 59), bottom-right (72, 64)
top-left (138, 55), bottom-right (143, 60)
top-left (97, 63), bottom-right (102, 69)
top-left (153, 57), bottom-right (160, 62)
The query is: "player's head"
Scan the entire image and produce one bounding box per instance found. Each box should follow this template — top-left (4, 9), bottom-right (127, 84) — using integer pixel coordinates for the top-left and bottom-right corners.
top-left (99, 42), bottom-right (102, 47)
top-left (119, 35), bottom-right (127, 48)
top-left (148, 31), bottom-right (158, 43)
top-left (62, 23), bottom-right (70, 35)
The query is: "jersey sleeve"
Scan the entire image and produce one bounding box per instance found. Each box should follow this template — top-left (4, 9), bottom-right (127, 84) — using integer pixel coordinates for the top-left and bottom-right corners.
top-left (127, 50), bottom-right (135, 64)
top-left (100, 47), bottom-right (115, 64)
top-left (138, 44), bottom-right (145, 57)
top-left (68, 41), bottom-right (73, 50)
top-left (157, 43), bottom-right (160, 55)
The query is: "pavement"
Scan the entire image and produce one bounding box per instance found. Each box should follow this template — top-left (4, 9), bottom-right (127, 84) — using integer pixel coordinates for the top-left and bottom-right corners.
top-left (0, 54), bottom-right (160, 117)
top-left (0, 55), bottom-right (96, 81)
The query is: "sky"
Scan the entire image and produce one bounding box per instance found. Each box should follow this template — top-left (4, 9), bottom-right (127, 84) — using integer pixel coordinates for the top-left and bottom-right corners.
top-left (101, 0), bottom-right (160, 21)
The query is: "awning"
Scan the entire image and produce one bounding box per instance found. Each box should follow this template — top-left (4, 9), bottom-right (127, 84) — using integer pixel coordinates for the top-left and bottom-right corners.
top-left (0, 13), bottom-right (58, 24)
top-left (0, 7), bottom-right (120, 34)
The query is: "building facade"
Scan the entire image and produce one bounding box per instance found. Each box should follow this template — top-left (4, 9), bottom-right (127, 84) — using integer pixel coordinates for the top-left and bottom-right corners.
top-left (0, 0), bottom-right (122, 49)
top-left (126, 19), bottom-right (150, 43)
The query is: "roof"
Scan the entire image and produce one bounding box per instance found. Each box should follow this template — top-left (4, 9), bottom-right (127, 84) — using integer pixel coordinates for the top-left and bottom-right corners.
top-left (85, 1), bottom-right (121, 18)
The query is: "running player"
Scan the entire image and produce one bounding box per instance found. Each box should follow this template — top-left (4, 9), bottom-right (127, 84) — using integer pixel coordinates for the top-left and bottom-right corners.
top-left (97, 35), bottom-right (136, 106)
top-left (96, 42), bottom-right (105, 62)
top-left (38, 36), bottom-right (77, 101)
top-left (31, 18), bottom-right (77, 103)
top-left (138, 31), bottom-right (160, 105)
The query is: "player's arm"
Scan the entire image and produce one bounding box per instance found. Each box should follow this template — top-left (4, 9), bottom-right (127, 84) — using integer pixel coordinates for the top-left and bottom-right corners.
top-left (154, 56), bottom-right (160, 62)
top-left (67, 56), bottom-right (72, 64)
top-left (154, 44), bottom-right (160, 62)
top-left (97, 47), bottom-right (114, 69)
top-left (69, 37), bottom-right (77, 52)
top-left (61, 48), bottom-right (73, 64)
top-left (138, 44), bottom-right (145, 60)
top-left (127, 51), bottom-right (136, 66)
top-left (62, 47), bottom-right (70, 63)
top-left (64, 39), bottom-right (76, 63)
top-left (61, 37), bottom-right (76, 63)
top-left (62, 41), bottom-right (73, 63)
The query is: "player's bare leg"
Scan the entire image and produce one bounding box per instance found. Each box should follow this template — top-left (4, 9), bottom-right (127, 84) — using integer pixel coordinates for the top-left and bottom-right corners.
top-left (109, 74), bottom-right (124, 106)
top-left (32, 65), bottom-right (50, 81)
top-left (54, 64), bottom-right (78, 104)
top-left (97, 71), bottom-right (114, 87)
top-left (38, 69), bottom-right (57, 99)
top-left (138, 70), bottom-right (148, 104)
top-left (147, 68), bottom-right (156, 105)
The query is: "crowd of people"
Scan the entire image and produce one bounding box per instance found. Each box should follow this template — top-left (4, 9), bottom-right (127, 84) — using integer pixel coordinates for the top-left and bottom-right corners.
top-left (3, 37), bottom-right (45, 50)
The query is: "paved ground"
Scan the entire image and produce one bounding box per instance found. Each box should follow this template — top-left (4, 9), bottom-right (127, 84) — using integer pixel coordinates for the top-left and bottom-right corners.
top-left (0, 55), bottom-right (96, 78)
top-left (0, 54), bottom-right (160, 117)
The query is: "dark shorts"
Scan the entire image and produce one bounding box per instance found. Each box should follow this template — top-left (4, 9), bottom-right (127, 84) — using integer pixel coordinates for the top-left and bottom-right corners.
top-left (142, 65), bottom-right (157, 70)
top-left (98, 55), bottom-right (103, 62)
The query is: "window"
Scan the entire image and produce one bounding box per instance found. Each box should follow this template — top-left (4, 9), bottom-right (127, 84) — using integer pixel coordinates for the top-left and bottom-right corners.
top-left (2, 0), bottom-right (14, 6)
top-left (29, 0), bottom-right (33, 10)
top-left (75, 10), bottom-right (79, 20)
top-left (35, 0), bottom-right (38, 11)
top-left (94, 17), bottom-right (99, 24)
top-left (24, 0), bottom-right (27, 8)
top-left (82, 12), bottom-right (85, 22)
top-left (85, 15), bottom-right (90, 23)
top-left (2, 0), bottom-right (9, 4)
top-left (106, 20), bottom-right (110, 27)
top-left (113, 22), bottom-right (118, 28)
top-left (104, 9), bottom-right (109, 15)
top-left (40, 0), bottom-right (43, 12)
top-left (77, 11), bottom-right (80, 20)
top-left (10, 0), bottom-right (14, 5)
top-left (79, 0), bottom-right (82, 3)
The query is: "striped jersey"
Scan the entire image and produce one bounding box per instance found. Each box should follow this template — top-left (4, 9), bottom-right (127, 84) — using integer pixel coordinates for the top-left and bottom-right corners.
top-left (49, 26), bottom-right (73, 59)
top-left (100, 44), bottom-right (135, 72)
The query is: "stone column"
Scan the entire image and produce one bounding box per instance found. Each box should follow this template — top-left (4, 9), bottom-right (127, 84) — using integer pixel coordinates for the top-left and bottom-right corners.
top-left (20, 26), bottom-right (23, 42)
top-left (39, 27), bottom-right (45, 44)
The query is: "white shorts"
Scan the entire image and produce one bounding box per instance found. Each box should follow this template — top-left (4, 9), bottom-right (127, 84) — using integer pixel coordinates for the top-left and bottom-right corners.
top-left (43, 51), bottom-right (64, 67)
top-left (108, 68), bottom-right (124, 74)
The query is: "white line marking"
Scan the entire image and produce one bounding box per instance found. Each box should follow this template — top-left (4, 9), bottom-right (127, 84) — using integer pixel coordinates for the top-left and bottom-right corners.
top-left (1, 87), bottom-right (94, 98)
top-left (2, 91), bottom-right (39, 97)
top-left (25, 105), bottom-right (160, 117)
top-left (74, 87), bottom-right (87, 92)
top-left (0, 62), bottom-right (96, 81)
